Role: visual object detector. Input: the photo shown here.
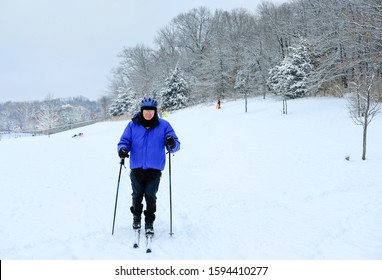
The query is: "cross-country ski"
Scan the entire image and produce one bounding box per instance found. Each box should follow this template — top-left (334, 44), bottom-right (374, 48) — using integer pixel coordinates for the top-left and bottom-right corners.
top-left (133, 229), bottom-right (140, 248)
top-left (145, 234), bottom-right (153, 253)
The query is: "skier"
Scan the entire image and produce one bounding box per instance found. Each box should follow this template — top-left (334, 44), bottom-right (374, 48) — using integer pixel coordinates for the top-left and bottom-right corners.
top-left (117, 97), bottom-right (180, 236)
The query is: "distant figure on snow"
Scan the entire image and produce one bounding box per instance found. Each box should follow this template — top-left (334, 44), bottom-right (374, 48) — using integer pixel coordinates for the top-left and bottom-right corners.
top-left (216, 99), bottom-right (221, 109)
top-left (72, 132), bottom-right (84, 138)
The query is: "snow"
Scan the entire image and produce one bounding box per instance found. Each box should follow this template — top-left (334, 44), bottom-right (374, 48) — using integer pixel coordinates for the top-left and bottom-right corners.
top-left (1, 96), bottom-right (381, 260)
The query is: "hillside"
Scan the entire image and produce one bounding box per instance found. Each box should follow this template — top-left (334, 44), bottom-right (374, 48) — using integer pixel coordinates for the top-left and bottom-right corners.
top-left (0, 97), bottom-right (381, 260)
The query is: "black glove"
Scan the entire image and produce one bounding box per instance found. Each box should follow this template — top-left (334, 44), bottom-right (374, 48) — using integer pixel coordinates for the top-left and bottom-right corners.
top-left (165, 135), bottom-right (175, 150)
top-left (118, 147), bottom-right (129, 158)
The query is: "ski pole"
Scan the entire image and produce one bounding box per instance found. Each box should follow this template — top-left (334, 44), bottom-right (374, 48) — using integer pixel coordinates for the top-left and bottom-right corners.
top-left (168, 151), bottom-right (174, 236)
top-left (112, 158), bottom-right (125, 235)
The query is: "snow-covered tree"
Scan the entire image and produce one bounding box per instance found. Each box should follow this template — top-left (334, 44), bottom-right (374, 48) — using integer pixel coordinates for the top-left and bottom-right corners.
top-left (268, 43), bottom-right (312, 99)
top-left (235, 63), bottom-right (257, 112)
top-left (98, 95), bottom-right (112, 120)
top-left (160, 67), bottom-right (190, 111)
top-left (267, 43), bottom-right (313, 114)
top-left (109, 87), bottom-right (136, 116)
top-left (37, 94), bottom-right (60, 131)
top-left (59, 104), bottom-right (91, 125)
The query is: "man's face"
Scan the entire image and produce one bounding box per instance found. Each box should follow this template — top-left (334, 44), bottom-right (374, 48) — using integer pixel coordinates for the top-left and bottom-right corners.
top-left (142, 109), bottom-right (155, 120)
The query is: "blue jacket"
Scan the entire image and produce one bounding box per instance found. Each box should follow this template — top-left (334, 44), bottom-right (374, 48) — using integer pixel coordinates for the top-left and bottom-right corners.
top-left (117, 113), bottom-right (180, 171)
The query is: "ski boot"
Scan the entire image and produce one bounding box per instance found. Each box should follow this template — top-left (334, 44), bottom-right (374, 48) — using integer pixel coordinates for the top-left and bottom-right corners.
top-left (145, 222), bottom-right (154, 236)
top-left (132, 215), bottom-right (141, 230)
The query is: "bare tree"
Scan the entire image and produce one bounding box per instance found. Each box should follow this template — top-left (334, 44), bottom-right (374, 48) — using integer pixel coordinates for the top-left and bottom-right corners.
top-left (172, 7), bottom-right (214, 102)
top-left (154, 24), bottom-right (181, 76)
top-left (347, 72), bottom-right (382, 160)
top-left (235, 65), bottom-right (256, 113)
top-left (12, 102), bottom-right (33, 131)
top-left (98, 95), bottom-right (112, 120)
top-left (116, 44), bottom-right (156, 97)
top-left (37, 94), bottom-right (60, 132)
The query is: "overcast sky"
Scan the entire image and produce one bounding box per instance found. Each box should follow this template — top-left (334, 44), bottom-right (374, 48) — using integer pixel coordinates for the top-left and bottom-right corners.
top-left (0, 0), bottom-right (287, 102)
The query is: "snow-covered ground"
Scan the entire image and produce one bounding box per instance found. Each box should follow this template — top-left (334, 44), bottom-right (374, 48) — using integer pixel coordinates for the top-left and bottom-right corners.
top-left (1, 96), bottom-right (381, 260)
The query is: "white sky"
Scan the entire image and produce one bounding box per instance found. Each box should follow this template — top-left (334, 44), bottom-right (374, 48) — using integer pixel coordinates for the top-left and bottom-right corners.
top-left (0, 0), bottom-right (287, 102)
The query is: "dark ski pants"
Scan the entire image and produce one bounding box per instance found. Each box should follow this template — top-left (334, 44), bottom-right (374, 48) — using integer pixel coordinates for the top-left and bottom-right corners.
top-left (129, 169), bottom-right (161, 224)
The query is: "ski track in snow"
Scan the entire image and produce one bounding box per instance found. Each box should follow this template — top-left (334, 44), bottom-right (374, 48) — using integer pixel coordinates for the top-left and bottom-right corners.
top-left (1, 96), bottom-right (381, 260)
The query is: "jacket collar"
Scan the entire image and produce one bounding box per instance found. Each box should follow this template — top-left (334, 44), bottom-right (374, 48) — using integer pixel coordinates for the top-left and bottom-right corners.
top-left (132, 112), bottom-right (160, 129)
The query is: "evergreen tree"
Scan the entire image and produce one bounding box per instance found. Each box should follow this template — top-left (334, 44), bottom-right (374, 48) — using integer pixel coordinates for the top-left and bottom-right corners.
top-left (160, 68), bottom-right (190, 111)
top-left (109, 87), bottom-right (136, 116)
top-left (267, 44), bottom-right (313, 99)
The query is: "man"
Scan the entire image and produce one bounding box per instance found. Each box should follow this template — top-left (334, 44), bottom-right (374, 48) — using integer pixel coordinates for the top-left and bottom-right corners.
top-left (117, 97), bottom-right (180, 236)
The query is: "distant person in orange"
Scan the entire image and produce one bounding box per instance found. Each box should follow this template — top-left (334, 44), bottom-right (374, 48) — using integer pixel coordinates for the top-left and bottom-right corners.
top-left (216, 99), bottom-right (221, 109)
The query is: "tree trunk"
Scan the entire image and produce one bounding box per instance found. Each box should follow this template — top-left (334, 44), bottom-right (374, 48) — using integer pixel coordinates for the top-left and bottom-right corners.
top-left (362, 121), bottom-right (367, 160)
top-left (244, 91), bottom-right (248, 113)
top-left (283, 98), bottom-right (288, 114)
top-left (362, 85), bottom-right (372, 160)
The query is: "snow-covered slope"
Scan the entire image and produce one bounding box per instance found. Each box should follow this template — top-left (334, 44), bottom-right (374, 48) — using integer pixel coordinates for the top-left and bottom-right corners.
top-left (1, 97), bottom-right (381, 260)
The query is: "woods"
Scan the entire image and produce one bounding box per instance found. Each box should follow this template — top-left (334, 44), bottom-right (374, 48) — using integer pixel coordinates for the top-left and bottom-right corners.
top-left (0, 96), bottom-right (101, 135)
top-left (109, 0), bottom-right (382, 112)
top-left (2, 0), bottom-right (382, 152)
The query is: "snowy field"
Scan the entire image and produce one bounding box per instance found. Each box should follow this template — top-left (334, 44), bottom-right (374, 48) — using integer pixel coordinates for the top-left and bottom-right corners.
top-left (0, 96), bottom-right (381, 260)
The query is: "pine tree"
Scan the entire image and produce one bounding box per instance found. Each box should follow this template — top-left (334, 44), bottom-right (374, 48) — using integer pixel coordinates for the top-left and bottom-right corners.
top-left (160, 68), bottom-right (190, 111)
top-left (268, 44), bottom-right (312, 99)
top-left (109, 87), bottom-right (136, 116)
